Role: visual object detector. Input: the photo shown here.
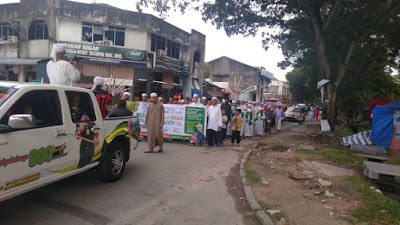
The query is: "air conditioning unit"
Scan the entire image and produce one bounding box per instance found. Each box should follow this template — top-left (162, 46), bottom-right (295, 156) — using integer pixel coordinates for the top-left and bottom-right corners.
top-left (8, 36), bottom-right (18, 43)
top-left (157, 49), bottom-right (167, 56)
top-left (103, 40), bottom-right (113, 46)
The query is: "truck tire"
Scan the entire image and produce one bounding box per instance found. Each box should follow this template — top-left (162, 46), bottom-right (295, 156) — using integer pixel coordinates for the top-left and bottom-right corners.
top-left (96, 143), bottom-right (127, 182)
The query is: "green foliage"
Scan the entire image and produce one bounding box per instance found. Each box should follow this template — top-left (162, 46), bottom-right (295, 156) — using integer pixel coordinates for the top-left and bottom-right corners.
top-left (296, 147), bottom-right (364, 169)
top-left (137, 0), bottom-right (400, 124)
top-left (334, 125), bottom-right (354, 137)
top-left (244, 162), bottom-right (260, 183)
top-left (347, 176), bottom-right (400, 225)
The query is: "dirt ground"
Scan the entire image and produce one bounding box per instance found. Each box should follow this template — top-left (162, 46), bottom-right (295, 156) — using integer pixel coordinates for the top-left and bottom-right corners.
top-left (246, 121), bottom-right (364, 225)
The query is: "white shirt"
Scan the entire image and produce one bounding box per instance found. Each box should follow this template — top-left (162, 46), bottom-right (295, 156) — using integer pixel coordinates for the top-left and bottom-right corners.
top-left (222, 115), bottom-right (228, 129)
top-left (47, 60), bottom-right (81, 86)
top-left (207, 105), bottom-right (222, 132)
top-left (189, 102), bottom-right (204, 107)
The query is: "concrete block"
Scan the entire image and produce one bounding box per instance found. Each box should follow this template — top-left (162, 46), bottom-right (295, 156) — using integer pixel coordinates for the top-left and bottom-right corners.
top-left (298, 144), bottom-right (315, 151)
top-left (363, 161), bottom-right (400, 180)
top-left (256, 210), bottom-right (275, 225)
top-left (351, 144), bottom-right (387, 155)
top-left (244, 185), bottom-right (254, 198)
top-left (241, 176), bottom-right (248, 186)
top-left (239, 169), bottom-right (246, 177)
top-left (247, 196), bottom-right (261, 211)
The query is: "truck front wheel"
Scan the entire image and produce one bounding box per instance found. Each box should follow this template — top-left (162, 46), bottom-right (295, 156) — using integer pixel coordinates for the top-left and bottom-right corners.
top-left (96, 143), bottom-right (127, 182)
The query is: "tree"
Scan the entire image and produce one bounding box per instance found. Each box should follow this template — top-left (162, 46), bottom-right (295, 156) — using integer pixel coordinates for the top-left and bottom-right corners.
top-left (137, 0), bottom-right (400, 126)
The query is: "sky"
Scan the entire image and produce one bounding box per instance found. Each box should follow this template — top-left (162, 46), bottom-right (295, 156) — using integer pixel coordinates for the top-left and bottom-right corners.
top-left (3, 0), bottom-right (292, 81)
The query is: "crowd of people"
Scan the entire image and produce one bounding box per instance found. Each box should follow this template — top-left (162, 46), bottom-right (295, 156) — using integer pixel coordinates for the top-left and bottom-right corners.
top-left (44, 43), bottom-right (292, 151)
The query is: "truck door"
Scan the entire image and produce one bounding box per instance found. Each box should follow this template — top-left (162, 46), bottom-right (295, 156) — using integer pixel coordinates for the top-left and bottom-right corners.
top-left (64, 91), bottom-right (105, 170)
top-left (0, 90), bottom-right (70, 195)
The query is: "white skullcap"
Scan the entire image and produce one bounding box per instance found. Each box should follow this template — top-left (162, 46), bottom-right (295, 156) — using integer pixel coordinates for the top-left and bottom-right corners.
top-left (123, 92), bottom-right (132, 97)
top-left (158, 97), bottom-right (163, 100)
top-left (50, 43), bottom-right (67, 60)
top-left (237, 107), bottom-right (242, 110)
top-left (232, 100), bottom-right (236, 103)
top-left (196, 124), bottom-right (203, 129)
top-left (247, 109), bottom-right (251, 112)
top-left (150, 93), bottom-right (158, 97)
top-left (142, 93), bottom-right (147, 97)
top-left (180, 100), bottom-right (185, 103)
top-left (193, 94), bottom-right (199, 98)
top-left (212, 97), bottom-right (218, 101)
top-left (202, 97), bottom-right (207, 100)
top-left (222, 99), bottom-right (226, 103)
top-left (93, 76), bottom-right (104, 85)
top-left (92, 76), bottom-right (104, 90)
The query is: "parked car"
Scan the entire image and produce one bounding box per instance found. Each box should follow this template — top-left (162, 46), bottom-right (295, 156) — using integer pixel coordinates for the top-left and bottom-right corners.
top-left (284, 106), bottom-right (302, 121)
top-left (0, 82), bottom-right (140, 202)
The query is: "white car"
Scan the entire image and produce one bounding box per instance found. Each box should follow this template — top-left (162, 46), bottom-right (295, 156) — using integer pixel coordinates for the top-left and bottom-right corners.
top-left (0, 82), bottom-right (139, 202)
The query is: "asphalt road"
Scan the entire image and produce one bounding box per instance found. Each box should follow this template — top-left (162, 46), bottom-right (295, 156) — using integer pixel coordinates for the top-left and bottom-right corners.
top-left (0, 141), bottom-right (258, 225)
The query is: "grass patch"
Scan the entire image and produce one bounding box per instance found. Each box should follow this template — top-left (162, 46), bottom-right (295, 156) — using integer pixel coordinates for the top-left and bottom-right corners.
top-left (347, 176), bottom-right (400, 225)
top-left (387, 159), bottom-right (400, 166)
top-left (244, 162), bottom-right (261, 183)
top-left (257, 200), bottom-right (284, 222)
top-left (335, 125), bottom-right (354, 137)
top-left (296, 147), bottom-right (364, 169)
top-left (339, 215), bottom-right (356, 225)
top-left (270, 212), bottom-right (285, 222)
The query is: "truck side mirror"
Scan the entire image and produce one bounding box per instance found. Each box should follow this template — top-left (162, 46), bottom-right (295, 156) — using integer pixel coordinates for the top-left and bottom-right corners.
top-left (8, 114), bottom-right (35, 129)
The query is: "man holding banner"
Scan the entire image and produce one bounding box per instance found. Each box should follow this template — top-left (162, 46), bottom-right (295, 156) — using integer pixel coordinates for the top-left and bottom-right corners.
top-left (207, 97), bottom-right (222, 147)
top-left (145, 93), bottom-right (165, 153)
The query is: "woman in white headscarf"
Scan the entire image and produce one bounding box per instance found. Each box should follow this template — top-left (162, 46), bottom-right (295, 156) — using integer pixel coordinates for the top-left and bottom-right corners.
top-left (46, 43), bottom-right (81, 87)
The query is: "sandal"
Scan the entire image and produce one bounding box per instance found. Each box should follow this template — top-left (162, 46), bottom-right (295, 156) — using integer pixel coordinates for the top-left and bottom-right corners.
top-left (144, 150), bottom-right (155, 153)
top-left (158, 149), bottom-right (163, 153)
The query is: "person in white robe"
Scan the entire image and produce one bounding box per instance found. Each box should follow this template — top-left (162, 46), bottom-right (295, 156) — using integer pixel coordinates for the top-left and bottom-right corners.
top-left (46, 43), bottom-right (81, 86)
top-left (243, 109), bottom-right (254, 137)
top-left (254, 109), bottom-right (265, 136)
top-left (189, 94), bottom-right (204, 106)
top-left (207, 97), bottom-right (222, 147)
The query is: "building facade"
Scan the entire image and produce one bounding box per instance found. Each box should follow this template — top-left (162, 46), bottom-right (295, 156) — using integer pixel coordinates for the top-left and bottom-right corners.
top-left (265, 78), bottom-right (290, 100)
top-left (208, 56), bottom-right (273, 102)
top-left (0, 0), bottom-right (205, 98)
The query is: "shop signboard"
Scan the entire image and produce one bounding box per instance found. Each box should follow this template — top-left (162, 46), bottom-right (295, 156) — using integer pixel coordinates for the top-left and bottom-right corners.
top-left (126, 102), bottom-right (206, 140)
top-left (64, 42), bottom-right (147, 66)
top-left (155, 56), bottom-right (191, 75)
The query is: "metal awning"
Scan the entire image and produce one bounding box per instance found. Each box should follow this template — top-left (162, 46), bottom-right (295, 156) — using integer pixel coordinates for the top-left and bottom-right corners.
top-left (0, 58), bottom-right (46, 65)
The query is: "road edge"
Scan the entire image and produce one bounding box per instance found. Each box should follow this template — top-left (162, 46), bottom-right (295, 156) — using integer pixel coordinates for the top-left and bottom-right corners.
top-left (240, 149), bottom-right (275, 225)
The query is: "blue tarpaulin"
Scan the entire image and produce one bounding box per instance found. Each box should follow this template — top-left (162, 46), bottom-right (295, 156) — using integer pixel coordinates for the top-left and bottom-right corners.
top-left (371, 99), bottom-right (400, 149)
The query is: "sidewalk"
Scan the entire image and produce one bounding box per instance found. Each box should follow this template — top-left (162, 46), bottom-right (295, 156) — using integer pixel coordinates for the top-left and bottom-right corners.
top-left (243, 120), bottom-right (356, 225)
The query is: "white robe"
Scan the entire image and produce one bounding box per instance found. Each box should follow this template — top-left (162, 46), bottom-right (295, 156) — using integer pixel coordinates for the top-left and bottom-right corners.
top-left (189, 102), bottom-right (204, 107)
top-left (254, 113), bottom-right (265, 136)
top-left (207, 105), bottom-right (222, 132)
top-left (243, 113), bottom-right (254, 137)
top-left (46, 60), bottom-right (81, 86)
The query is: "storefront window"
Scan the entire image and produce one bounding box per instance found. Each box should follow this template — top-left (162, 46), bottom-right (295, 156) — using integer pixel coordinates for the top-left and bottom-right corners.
top-left (82, 22), bottom-right (125, 46)
top-left (28, 20), bottom-right (48, 40)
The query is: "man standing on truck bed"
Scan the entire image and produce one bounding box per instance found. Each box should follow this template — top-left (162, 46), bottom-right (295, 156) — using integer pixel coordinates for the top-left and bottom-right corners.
top-left (47, 43), bottom-right (81, 87)
top-left (145, 93), bottom-right (165, 153)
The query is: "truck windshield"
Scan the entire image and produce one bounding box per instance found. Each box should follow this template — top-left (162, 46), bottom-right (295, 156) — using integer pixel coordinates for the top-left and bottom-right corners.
top-left (0, 87), bottom-right (17, 107)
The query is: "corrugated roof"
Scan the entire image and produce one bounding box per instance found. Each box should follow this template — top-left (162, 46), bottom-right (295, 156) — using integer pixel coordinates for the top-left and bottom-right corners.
top-left (0, 58), bottom-right (47, 65)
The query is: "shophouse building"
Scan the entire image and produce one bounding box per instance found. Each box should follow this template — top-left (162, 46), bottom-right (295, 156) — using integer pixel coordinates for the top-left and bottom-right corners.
top-left (207, 56), bottom-right (273, 102)
top-left (0, 0), bottom-right (205, 98)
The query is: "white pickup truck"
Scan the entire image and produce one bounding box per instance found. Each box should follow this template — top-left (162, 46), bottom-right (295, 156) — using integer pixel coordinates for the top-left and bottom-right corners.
top-left (0, 82), bottom-right (139, 202)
